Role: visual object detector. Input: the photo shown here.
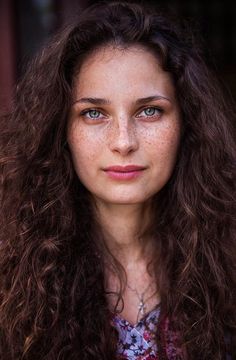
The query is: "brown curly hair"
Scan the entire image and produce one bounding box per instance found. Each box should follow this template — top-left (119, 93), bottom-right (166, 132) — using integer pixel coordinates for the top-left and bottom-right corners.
top-left (0, 1), bottom-right (235, 359)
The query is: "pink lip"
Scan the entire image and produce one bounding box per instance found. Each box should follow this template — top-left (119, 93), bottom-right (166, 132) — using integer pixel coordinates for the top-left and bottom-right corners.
top-left (103, 165), bottom-right (146, 180)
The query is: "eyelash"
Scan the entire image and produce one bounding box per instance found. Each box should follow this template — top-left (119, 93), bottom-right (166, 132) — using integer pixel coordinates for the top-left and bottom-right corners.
top-left (80, 106), bottom-right (163, 121)
top-left (137, 107), bottom-right (163, 118)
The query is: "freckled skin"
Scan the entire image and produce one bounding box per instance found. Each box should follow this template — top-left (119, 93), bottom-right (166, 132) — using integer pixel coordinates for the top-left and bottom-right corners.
top-left (67, 46), bottom-right (181, 205)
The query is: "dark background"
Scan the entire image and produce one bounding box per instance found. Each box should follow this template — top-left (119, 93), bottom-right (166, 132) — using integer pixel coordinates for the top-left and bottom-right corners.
top-left (1, 0), bottom-right (236, 111)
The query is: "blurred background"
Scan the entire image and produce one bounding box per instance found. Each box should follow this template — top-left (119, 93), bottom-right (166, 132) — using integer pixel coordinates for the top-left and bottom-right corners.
top-left (1, 0), bottom-right (236, 112)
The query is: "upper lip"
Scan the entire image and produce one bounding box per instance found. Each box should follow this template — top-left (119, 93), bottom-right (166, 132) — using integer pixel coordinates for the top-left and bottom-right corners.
top-left (104, 165), bottom-right (146, 172)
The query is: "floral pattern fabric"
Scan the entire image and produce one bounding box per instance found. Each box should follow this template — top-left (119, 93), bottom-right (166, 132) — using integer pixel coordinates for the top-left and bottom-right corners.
top-left (111, 305), bottom-right (160, 359)
top-left (111, 306), bottom-right (232, 360)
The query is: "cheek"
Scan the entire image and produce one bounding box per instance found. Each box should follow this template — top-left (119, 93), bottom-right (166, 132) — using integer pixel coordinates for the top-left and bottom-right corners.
top-left (160, 129), bottom-right (180, 157)
top-left (144, 123), bottom-right (181, 159)
top-left (67, 126), bottom-right (103, 174)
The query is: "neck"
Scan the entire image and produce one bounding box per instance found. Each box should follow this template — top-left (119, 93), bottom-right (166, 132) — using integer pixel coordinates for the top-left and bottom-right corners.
top-left (93, 199), bottom-right (155, 266)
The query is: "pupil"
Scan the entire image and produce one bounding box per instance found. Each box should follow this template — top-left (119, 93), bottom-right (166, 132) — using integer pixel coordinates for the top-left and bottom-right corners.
top-left (90, 110), bottom-right (99, 118)
top-left (145, 108), bottom-right (155, 116)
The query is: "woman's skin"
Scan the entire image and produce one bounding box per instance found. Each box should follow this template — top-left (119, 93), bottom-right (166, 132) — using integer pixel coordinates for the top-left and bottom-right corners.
top-left (67, 45), bottom-right (181, 324)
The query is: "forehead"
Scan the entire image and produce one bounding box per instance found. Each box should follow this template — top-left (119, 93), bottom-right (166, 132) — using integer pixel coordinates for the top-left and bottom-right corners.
top-left (79, 44), bottom-right (159, 68)
top-left (73, 45), bottom-right (176, 101)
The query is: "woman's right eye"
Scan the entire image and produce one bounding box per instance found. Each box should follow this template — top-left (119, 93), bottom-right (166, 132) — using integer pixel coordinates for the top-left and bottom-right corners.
top-left (81, 109), bottom-right (103, 119)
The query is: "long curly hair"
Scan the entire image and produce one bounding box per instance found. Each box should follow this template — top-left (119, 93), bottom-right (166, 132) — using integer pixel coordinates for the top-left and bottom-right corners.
top-left (0, 1), bottom-right (235, 359)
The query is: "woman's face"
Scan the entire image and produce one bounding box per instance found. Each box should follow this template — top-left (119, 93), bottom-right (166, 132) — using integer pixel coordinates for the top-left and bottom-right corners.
top-left (67, 45), bottom-right (181, 205)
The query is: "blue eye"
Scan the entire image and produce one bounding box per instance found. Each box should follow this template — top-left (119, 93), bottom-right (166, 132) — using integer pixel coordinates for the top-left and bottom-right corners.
top-left (144, 108), bottom-right (156, 116)
top-left (138, 107), bottom-right (162, 118)
top-left (85, 110), bottom-right (101, 119)
top-left (79, 108), bottom-right (107, 123)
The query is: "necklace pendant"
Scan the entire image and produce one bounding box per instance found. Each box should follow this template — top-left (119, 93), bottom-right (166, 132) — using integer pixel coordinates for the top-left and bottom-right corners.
top-left (138, 301), bottom-right (146, 315)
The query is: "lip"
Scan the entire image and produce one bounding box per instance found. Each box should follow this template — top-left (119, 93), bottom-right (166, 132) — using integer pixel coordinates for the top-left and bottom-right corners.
top-left (104, 165), bottom-right (146, 172)
top-left (103, 165), bottom-right (146, 180)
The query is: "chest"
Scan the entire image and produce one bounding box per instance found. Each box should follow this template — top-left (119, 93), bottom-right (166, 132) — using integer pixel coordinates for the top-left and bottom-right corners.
top-left (105, 267), bottom-right (160, 326)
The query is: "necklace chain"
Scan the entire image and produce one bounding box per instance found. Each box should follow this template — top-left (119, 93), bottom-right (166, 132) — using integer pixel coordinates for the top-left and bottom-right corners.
top-left (126, 281), bottom-right (156, 323)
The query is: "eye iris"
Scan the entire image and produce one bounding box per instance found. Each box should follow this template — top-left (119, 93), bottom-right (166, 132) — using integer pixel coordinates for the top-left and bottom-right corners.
top-left (89, 110), bottom-right (100, 118)
top-left (145, 108), bottom-right (156, 116)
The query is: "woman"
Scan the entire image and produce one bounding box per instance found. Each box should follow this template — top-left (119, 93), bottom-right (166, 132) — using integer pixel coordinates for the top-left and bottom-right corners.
top-left (0, 1), bottom-right (235, 359)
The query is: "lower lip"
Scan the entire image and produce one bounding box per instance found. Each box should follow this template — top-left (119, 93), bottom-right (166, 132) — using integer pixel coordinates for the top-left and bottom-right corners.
top-left (104, 170), bottom-right (145, 180)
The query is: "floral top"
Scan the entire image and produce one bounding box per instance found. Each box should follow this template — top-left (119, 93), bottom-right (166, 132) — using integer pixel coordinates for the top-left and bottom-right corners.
top-left (111, 306), bottom-right (232, 360)
top-left (111, 305), bottom-right (160, 359)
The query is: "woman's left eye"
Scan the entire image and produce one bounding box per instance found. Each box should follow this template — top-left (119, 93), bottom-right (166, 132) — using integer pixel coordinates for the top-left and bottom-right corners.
top-left (137, 107), bottom-right (163, 118)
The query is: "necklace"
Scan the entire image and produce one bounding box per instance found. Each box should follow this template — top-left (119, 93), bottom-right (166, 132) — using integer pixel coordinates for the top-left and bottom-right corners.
top-left (126, 281), bottom-right (157, 323)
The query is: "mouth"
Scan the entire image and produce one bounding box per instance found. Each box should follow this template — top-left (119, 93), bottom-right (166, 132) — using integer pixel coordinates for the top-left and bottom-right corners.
top-left (103, 165), bottom-right (146, 180)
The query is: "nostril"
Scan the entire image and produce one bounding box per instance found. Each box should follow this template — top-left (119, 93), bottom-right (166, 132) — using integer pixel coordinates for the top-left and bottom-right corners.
top-left (110, 135), bottom-right (139, 154)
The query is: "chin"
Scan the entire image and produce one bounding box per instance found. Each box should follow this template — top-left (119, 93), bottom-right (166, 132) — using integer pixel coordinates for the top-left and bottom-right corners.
top-left (95, 192), bottom-right (154, 205)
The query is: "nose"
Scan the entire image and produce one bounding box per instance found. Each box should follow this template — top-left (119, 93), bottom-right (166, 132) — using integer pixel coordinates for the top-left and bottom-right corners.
top-left (108, 116), bottom-right (139, 156)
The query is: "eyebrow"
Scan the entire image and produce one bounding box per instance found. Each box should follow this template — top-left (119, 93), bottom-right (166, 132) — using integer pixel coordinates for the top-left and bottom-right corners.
top-left (73, 97), bottom-right (111, 105)
top-left (136, 95), bottom-right (172, 104)
top-left (73, 95), bottom-right (172, 106)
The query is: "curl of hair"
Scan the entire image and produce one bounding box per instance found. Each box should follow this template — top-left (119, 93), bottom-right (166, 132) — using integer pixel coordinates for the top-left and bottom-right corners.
top-left (0, 1), bottom-right (235, 359)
